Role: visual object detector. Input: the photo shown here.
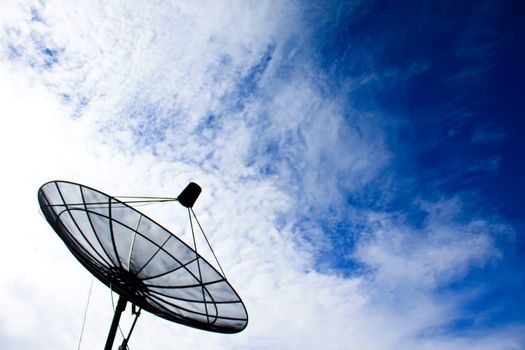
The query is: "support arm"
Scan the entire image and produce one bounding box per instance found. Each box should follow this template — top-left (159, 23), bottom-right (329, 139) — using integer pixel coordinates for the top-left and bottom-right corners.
top-left (104, 295), bottom-right (127, 350)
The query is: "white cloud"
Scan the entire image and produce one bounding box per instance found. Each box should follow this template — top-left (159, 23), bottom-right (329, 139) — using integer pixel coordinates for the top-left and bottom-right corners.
top-left (356, 201), bottom-right (500, 290)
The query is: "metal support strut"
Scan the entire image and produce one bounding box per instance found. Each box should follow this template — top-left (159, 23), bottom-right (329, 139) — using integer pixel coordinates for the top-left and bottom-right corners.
top-left (105, 295), bottom-right (127, 350)
top-left (119, 305), bottom-right (142, 350)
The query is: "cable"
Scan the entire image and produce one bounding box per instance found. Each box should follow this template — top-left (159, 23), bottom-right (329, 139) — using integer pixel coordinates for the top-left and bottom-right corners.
top-left (77, 277), bottom-right (94, 350)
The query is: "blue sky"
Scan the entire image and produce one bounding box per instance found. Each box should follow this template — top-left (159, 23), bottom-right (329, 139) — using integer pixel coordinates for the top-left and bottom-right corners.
top-left (299, 0), bottom-right (525, 326)
top-left (0, 1), bottom-right (524, 349)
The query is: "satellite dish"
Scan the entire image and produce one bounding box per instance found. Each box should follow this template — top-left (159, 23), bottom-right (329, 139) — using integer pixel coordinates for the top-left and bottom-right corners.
top-left (38, 180), bottom-right (248, 349)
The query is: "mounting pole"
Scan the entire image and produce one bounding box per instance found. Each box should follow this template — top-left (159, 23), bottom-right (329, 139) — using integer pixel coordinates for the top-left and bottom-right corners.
top-left (105, 295), bottom-right (127, 350)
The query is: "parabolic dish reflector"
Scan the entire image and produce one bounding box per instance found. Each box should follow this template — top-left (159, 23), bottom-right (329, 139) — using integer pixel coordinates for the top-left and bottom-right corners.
top-left (38, 180), bottom-right (248, 334)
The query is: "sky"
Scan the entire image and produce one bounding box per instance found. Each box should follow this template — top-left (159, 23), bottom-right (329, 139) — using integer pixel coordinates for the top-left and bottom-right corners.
top-left (0, 1), bottom-right (524, 349)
